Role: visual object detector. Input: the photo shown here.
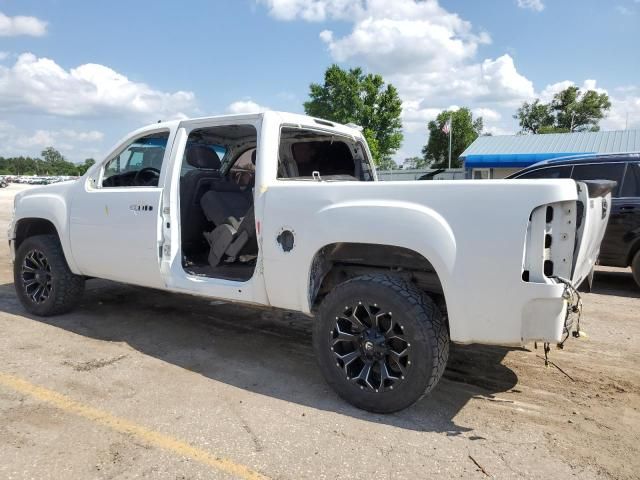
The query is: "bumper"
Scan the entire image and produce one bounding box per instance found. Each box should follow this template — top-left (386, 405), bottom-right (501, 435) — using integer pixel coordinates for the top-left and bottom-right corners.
top-left (8, 239), bottom-right (15, 263)
top-left (7, 217), bottom-right (16, 263)
top-left (520, 279), bottom-right (580, 344)
top-left (521, 296), bottom-right (568, 343)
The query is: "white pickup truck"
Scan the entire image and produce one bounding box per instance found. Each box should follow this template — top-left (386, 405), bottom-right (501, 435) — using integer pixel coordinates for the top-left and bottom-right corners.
top-left (8, 112), bottom-right (612, 412)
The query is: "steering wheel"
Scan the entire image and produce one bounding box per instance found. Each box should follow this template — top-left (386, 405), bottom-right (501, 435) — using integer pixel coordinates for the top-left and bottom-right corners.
top-left (133, 167), bottom-right (160, 186)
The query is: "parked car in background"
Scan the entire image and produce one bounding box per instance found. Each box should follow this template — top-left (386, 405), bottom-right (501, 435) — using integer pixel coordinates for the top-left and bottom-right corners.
top-left (509, 153), bottom-right (640, 287)
top-left (0, 177), bottom-right (8, 188)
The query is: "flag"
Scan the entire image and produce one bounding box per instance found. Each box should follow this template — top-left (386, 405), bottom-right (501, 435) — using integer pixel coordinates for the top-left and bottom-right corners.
top-left (442, 118), bottom-right (451, 135)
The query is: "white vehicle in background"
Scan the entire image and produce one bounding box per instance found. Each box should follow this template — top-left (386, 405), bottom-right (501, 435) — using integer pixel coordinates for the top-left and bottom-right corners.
top-left (8, 112), bottom-right (612, 412)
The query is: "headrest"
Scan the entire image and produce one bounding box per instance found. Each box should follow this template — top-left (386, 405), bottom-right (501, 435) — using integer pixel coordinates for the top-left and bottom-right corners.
top-left (186, 145), bottom-right (221, 169)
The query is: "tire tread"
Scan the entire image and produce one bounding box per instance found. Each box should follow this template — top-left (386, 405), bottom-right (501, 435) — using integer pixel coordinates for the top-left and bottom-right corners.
top-left (14, 234), bottom-right (84, 316)
top-left (316, 273), bottom-right (449, 412)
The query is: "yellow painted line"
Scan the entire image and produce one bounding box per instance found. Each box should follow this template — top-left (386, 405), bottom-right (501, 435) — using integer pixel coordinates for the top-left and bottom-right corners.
top-left (0, 372), bottom-right (269, 480)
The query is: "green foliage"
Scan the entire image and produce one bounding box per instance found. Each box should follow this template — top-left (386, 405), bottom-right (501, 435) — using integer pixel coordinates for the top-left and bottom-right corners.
top-left (538, 125), bottom-right (570, 134)
top-left (515, 86), bottom-right (611, 134)
top-left (76, 158), bottom-right (96, 176)
top-left (402, 156), bottom-right (428, 169)
top-left (304, 64), bottom-right (403, 167)
top-left (513, 99), bottom-right (554, 134)
top-left (421, 108), bottom-right (483, 168)
top-left (0, 147), bottom-right (87, 176)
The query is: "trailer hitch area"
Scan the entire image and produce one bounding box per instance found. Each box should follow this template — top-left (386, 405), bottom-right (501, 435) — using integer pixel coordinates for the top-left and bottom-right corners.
top-left (534, 276), bottom-right (584, 367)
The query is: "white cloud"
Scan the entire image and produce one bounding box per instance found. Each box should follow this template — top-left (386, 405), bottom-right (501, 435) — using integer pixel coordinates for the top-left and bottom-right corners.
top-left (258, 0), bottom-right (635, 160)
top-left (0, 11), bottom-right (47, 36)
top-left (258, 0), bottom-right (365, 21)
top-left (259, 1), bottom-right (532, 131)
top-left (319, 0), bottom-right (490, 74)
top-left (484, 125), bottom-right (514, 136)
top-left (0, 51), bottom-right (8, 61)
top-left (0, 53), bottom-right (196, 118)
top-left (226, 99), bottom-right (270, 114)
top-left (473, 108), bottom-right (502, 122)
top-left (0, 122), bottom-right (105, 157)
top-left (539, 80), bottom-right (575, 102)
top-left (602, 93), bottom-right (640, 131)
top-left (615, 5), bottom-right (633, 15)
top-left (539, 79), bottom-right (608, 103)
top-left (516, 0), bottom-right (545, 12)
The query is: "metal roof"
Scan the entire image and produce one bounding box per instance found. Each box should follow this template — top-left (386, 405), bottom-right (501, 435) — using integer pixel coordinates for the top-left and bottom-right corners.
top-left (462, 129), bottom-right (640, 156)
top-left (461, 129), bottom-right (640, 168)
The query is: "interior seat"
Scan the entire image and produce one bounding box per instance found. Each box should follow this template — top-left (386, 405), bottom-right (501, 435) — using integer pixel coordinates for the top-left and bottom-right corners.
top-left (180, 145), bottom-right (222, 255)
top-left (200, 189), bottom-right (257, 267)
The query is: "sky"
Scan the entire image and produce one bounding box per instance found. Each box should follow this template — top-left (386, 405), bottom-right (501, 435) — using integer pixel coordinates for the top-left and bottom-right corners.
top-left (0, 0), bottom-right (639, 164)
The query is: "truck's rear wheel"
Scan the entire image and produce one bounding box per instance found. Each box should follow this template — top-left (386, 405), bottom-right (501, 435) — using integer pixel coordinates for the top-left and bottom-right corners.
top-left (14, 234), bottom-right (85, 316)
top-left (632, 250), bottom-right (640, 289)
top-left (313, 274), bottom-right (449, 413)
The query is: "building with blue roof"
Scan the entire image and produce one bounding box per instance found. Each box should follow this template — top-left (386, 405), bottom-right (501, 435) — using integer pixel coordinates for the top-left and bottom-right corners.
top-left (460, 129), bottom-right (640, 179)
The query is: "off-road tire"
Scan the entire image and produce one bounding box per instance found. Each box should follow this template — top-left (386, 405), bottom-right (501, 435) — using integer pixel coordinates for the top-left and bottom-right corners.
top-left (632, 250), bottom-right (640, 289)
top-left (14, 234), bottom-right (85, 316)
top-left (313, 274), bottom-right (449, 413)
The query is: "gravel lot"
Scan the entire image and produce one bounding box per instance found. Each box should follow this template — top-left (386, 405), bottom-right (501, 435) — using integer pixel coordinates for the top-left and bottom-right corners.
top-left (0, 183), bottom-right (638, 479)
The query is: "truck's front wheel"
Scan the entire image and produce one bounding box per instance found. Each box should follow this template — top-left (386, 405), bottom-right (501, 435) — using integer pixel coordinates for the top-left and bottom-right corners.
top-left (14, 234), bottom-right (85, 316)
top-left (313, 274), bottom-right (449, 413)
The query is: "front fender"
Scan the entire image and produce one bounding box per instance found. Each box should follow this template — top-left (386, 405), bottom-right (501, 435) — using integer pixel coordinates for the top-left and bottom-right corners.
top-left (12, 182), bottom-right (80, 274)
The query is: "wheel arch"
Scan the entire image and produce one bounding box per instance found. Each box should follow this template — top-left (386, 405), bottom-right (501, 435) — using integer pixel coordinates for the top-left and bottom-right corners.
top-left (307, 242), bottom-right (451, 334)
top-left (12, 216), bottom-right (79, 274)
top-left (14, 218), bottom-right (59, 251)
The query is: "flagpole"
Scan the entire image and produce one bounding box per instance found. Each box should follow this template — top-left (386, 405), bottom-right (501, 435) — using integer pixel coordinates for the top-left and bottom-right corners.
top-left (448, 113), bottom-right (452, 169)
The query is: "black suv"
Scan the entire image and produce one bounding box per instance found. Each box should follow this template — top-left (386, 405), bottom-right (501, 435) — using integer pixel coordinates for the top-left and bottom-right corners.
top-left (508, 153), bottom-right (640, 287)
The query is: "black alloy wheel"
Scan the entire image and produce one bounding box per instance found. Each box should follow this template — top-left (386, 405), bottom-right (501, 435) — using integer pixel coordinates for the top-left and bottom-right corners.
top-left (14, 234), bottom-right (85, 316)
top-left (330, 302), bottom-right (410, 392)
top-left (20, 249), bottom-right (53, 304)
top-left (314, 274), bottom-right (449, 413)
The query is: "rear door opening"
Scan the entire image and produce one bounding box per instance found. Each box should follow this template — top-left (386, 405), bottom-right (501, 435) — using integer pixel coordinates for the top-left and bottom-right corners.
top-left (178, 124), bottom-right (258, 282)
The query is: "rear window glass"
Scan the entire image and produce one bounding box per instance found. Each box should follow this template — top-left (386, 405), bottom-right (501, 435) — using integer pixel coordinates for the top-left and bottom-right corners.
top-left (278, 127), bottom-right (373, 181)
top-left (571, 162), bottom-right (625, 197)
top-left (621, 163), bottom-right (640, 197)
top-left (516, 166), bottom-right (572, 179)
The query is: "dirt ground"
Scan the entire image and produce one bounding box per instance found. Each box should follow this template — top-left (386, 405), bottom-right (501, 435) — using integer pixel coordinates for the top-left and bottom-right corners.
top-left (0, 183), bottom-right (638, 479)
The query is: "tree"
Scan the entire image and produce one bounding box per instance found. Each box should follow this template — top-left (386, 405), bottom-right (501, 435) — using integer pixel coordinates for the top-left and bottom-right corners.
top-left (421, 108), bottom-right (483, 168)
top-left (304, 64), bottom-right (403, 167)
top-left (39, 147), bottom-right (81, 175)
top-left (0, 149), bottom-right (88, 176)
top-left (76, 158), bottom-right (95, 175)
top-left (403, 156), bottom-right (427, 169)
top-left (514, 99), bottom-right (553, 134)
top-left (515, 86), bottom-right (611, 134)
top-left (41, 146), bottom-right (66, 164)
top-left (551, 86), bottom-right (611, 132)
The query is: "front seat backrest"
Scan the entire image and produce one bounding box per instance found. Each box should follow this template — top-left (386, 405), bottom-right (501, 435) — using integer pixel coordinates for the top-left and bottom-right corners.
top-left (180, 145), bottom-right (222, 254)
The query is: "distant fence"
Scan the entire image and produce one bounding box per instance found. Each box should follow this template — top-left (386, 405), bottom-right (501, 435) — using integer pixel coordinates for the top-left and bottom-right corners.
top-left (377, 168), bottom-right (466, 181)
